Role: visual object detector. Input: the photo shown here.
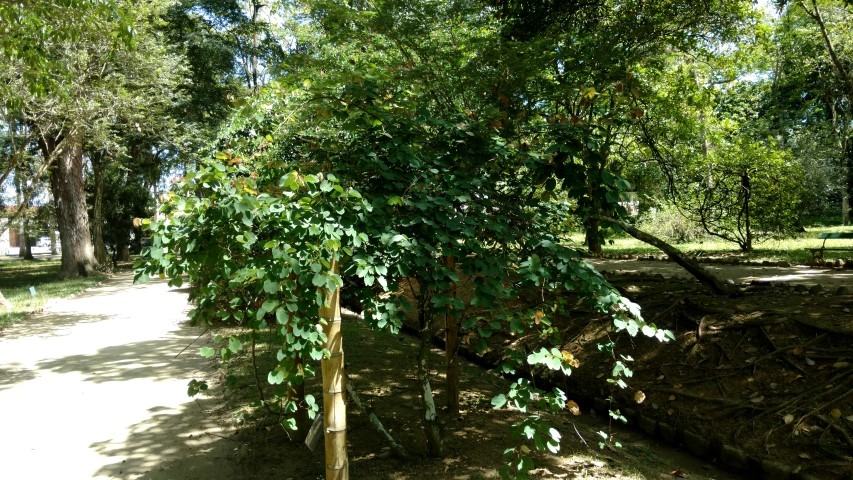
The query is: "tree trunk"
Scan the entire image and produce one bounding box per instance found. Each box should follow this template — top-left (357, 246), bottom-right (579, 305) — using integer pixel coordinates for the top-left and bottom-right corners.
top-left (319, 260), bottom-right (348, 480)
top-left (596, 216), bottom-right (735, 296)
top-left (444, 254), bottom-right (460, 417)
top-left (416, 287), bottom-right (443, 457)
top-left (584, 216), bottom-right (603, 256)
top-left (49, 174), bottom-right (60, 255)
top-left (51, 132), bottom-right (97, 278)
top-left (21, 218), bottom-right (33, 260)
top-left (91, 154), bottom-right (108, 264)
top-left (287, 354), bottom-right (310, 443)
top-left (741, 173), bottom-right (752, 252)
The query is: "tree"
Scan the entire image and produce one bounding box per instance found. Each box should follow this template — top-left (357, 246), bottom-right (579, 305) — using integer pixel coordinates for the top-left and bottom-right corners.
top-left (2, 0), bottom-right (187, 278)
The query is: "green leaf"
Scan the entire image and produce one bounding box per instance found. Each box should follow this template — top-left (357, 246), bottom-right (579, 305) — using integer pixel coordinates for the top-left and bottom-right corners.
top-left (491, 394), bottom-right (508, 409)
top-left (199, 347), bottom-right (215, 358)
top-left (228, 337), bottom-right (243, 353)
top-left (312, 273), bottom-right (326, 287)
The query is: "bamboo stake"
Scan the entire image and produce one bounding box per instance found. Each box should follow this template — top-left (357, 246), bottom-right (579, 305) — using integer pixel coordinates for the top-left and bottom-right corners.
top-left (320, 259), bottom-right (348, 480)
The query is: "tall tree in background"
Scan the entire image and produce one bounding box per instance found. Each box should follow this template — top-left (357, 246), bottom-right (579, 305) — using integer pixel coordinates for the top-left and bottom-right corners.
top-left (1, 0), bottom-right (187, 278)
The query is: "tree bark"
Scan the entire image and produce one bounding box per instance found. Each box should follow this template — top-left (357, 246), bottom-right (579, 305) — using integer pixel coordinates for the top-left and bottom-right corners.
top-left (91, 153), bottom-right (108, 264)
top-left (319, 259), bottom-right (348, 480)
top-left (416, 286), bottom-right (444, 457)
top-left (49, 132), bottom-right (97, 278)
top-left (444, 254), bottom-right (460, 417)
top-left (596, 216), bottom-right (735, 296)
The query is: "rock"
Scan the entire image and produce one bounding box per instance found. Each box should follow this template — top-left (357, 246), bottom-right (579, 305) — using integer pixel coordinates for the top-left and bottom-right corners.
top-left (777, 261), bottom-right (791, 268)
top-left (793, 284), bottom-right (808, 293)
top-left (761, 459), bottom-right (791, 480)
top-left (834, 259), bottom-right (845, 268)
top-left (658, 422), bottom-right (678, 444)
top-left (682, 430), bottom-right (711, 458)
top-left (638, 414), bottom-right (657, 436)
top-left (593, 397), bottom-right (608, 415)
top-left (836, 286), bottom-right (851, 296)
top-left (719, 445), bottom-right (748, 471)
top-left (809, 284), bottom-right (823, 295)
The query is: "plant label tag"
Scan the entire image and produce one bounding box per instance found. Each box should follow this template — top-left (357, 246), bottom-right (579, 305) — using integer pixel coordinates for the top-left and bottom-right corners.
top-left (305, 412), bottom-right (324, 452)
top-left (29, 286), bottom-right (36, 297)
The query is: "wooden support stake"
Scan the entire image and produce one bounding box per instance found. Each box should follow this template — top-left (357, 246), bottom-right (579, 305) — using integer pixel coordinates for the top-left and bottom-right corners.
top-left (320, 259), bottom-right (348, 480)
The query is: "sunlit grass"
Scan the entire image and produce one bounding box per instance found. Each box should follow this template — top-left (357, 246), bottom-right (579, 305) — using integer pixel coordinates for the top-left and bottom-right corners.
top-left (0, 257), bottom-right (107, 329)
top-left (567, 226), bottom-right (853, 264)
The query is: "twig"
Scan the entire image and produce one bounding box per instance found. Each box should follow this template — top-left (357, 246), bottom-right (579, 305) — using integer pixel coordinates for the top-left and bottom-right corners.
top-left (794, 389), bottom-right (853, 432)
top-left (175, 329), bottom-right (209, 358)
top-left (815, 415), bottom-right (853, 451)
top-left (649, 387), bottom-right (739, 406)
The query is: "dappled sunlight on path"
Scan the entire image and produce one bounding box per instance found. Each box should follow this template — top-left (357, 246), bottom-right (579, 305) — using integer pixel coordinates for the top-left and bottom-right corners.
top-left (0, 274), bottom-right (238, 479)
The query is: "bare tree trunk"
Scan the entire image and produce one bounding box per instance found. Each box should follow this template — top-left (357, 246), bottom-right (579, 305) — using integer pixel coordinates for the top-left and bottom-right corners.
top-left (444, 254), bottom-right (460, 417)
top-left (91, 153), bottom-right (108, 264)
top-left (416, 287), bottom-right (443, 457)
top-left (50, 132), bottom-right (97, 278)
top-left (596, 216), bottom-right (735, 296)
top-left (20, 217), bottom-right (33, 260)
top-left (319, 260), bottom-right (348, 480)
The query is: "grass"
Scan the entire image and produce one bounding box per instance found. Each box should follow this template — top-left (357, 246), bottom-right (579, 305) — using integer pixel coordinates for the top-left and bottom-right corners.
top-left (0, 257), bottom-right (107, 329)
top-left (567, 225), bottom-right (853, 264)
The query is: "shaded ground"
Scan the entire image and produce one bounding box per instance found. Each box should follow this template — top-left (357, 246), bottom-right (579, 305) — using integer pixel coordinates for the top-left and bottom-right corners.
top-left (2, 262), bottom-right (847, 479)
top-left (0, 271), bottom-right (745, 480)
top-left (494, 259), bottom-right (853, 479)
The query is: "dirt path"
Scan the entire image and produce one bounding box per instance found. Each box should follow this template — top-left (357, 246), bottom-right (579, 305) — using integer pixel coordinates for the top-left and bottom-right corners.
top-left (0, 274), bottom-right (236, 480)
top-left (589, 258), bottom-right (853, 288)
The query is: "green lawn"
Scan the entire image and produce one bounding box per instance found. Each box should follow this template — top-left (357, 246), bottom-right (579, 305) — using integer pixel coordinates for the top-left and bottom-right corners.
top-left (0, 257), bottom-right (107, 329)
top-left (568, 225), bottom-right (853, 264)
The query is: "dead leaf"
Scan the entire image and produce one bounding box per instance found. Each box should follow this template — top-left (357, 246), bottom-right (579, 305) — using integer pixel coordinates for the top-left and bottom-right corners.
top-left (791, 346), bottom-right (804, 356)
top-left (750, 396), bottom-right (765, 403)
top-left (533, 310), bottom-right (544, 325)
top-left (783, 414), bottom-right (794, 425)
top-left (566, 400), bottom-right (581, 416)
top-left (674, 384), bottom-right (683, 390)
top-left (830, 409), bottom-right (842, 419)
top-left (634, 391), bottom-right (646, 404)
top-left (832, 361), bottom-right (849, 368)
top-left (520, 445), bottom-right (531, 454)
top-left (657, 374), bottom-right (665, 381)
top-left (805, 357), bottom-right (816, 366)
top-left (668, 395), bottom-right (676, 401)
top-left (670, 469), bottom-right (686, 478)
top-left (798, 452), bottom-right (811, 460)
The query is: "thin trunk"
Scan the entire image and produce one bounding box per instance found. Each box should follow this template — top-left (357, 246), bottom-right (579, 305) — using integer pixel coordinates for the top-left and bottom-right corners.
top-left (319, 260), bottom-right (348, 480)
top-left (287, 354), bottom-right (310, 442)
top-left (50, 131), bottom-right (97, 278)
top-left (444, 254), bottom-right (459, 416)
top-left (417, 287), bottom-right (443, 457)
top-left (91, 154), bottom-right (108, 264)
top-left (21, 218), bottom-right (33, 260)
top-left (596, 216), bottom-right (735, 296)
top-left (741, 173), bottom-right (752, 252)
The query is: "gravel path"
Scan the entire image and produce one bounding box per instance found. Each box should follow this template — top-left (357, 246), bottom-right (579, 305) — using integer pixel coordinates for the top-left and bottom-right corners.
top-left (0, 274), bottom-right (236, 480)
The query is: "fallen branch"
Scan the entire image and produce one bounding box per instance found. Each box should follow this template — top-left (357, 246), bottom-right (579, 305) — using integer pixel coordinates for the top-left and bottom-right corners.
top-left (595, 216), bottom-right (736, 296)
top-left (344, 370), bottom-right (409, 459)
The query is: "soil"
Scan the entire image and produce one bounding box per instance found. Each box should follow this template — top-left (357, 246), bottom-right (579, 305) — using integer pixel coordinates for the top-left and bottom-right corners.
top-left (475, 258), bottom-right (853, 479)
top-left (0, 260), bottom-right (849, 479)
